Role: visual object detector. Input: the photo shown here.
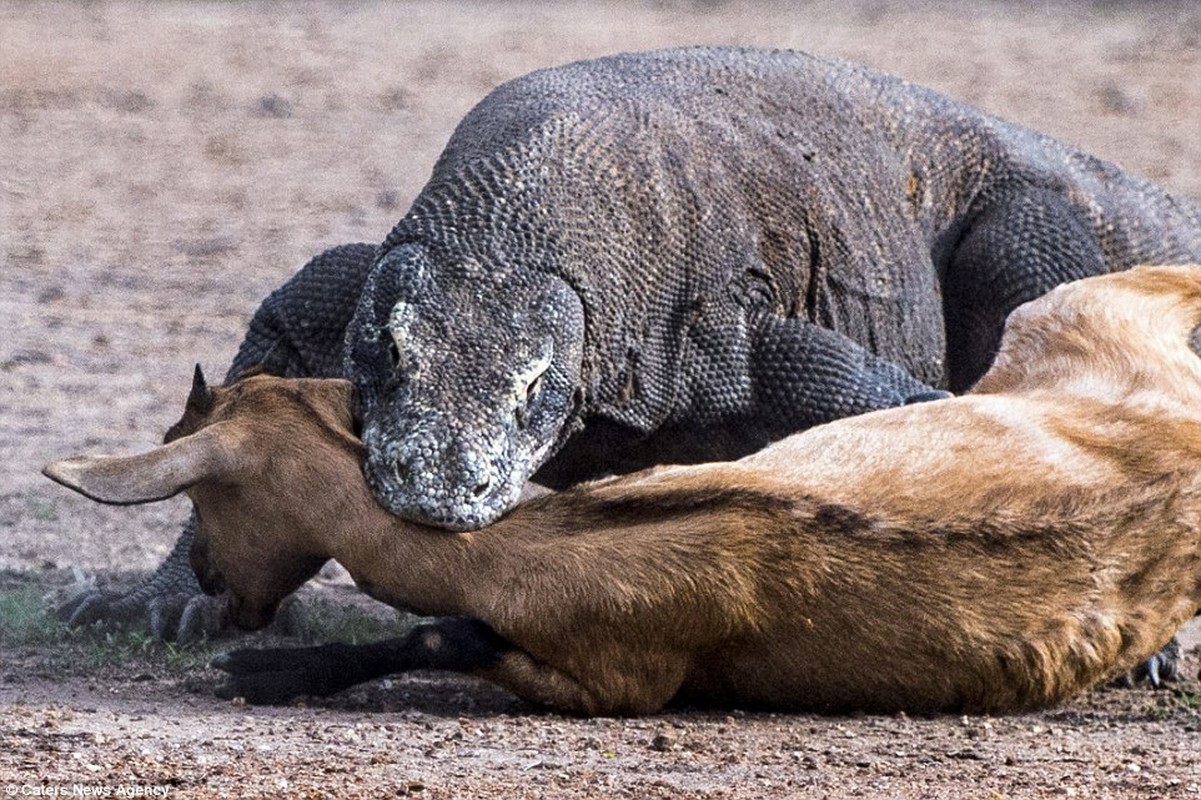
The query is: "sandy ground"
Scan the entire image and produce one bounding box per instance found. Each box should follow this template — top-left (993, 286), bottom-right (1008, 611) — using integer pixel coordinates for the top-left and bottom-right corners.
top-left (3, 0), bottom-right (1201, 796)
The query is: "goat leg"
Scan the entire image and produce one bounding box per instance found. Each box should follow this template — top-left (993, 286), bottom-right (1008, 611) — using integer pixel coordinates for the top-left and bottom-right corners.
top-left (210, 617), bottom-right (512, 705)
top-left (211, 640), bottom-right (395, 704)
top-left (213, 616), bottom-right (648, 714)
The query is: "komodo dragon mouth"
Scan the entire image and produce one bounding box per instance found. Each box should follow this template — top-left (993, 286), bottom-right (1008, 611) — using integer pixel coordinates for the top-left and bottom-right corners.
top-left (345, 244), bottom-right (586, 530)
top-left (360, 415), bottom-right (528, 531)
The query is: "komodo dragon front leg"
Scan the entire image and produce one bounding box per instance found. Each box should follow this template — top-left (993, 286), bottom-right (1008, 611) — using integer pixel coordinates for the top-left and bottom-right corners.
top-left (545, 309), bottom-right (949, 480)
top-left (942, 182), bottom-right (1110, 393)
top-left (57, 243), bottom-right (380, 641)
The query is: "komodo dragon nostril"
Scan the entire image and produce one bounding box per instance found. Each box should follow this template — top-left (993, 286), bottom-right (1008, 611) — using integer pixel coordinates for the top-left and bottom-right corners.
top-left (472, 478), bottom-right (491, 498)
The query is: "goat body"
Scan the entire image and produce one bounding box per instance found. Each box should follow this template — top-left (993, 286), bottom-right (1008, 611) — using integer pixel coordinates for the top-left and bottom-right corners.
top-left (44, 265), bottom-right (1201, 715)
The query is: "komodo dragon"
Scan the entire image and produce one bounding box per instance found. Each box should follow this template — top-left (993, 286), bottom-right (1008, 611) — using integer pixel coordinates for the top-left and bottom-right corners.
top-left (62, 48), bottom-right (1201, 679)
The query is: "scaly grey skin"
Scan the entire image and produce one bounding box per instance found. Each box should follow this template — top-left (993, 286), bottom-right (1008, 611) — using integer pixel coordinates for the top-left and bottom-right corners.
top-left (346, 46), bottom-right (1201, 529)
top-left (63, 49), bottom-right (1201, 681)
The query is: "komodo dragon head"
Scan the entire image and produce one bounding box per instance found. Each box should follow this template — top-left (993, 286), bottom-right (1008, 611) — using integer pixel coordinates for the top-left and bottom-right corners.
top-left (345, 244), bottom-right (586, 530)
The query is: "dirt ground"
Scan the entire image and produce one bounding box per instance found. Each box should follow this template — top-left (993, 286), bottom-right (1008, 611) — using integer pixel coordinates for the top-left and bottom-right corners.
top-left (3, 0), bottom-right (1201, 796)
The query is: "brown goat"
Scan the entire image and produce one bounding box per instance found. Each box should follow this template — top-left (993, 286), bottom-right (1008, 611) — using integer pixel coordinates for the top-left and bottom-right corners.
top-left (44, 265), bottom-right (1201, 715)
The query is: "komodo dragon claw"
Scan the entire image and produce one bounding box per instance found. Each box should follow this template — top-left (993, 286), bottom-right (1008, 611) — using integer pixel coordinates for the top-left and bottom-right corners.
top-left (57, 583), bottom-right (230, 643)
top-left (1132, 638), bottom-right (1183, 689)
top-left (55, 516), bottom-right (233, 643)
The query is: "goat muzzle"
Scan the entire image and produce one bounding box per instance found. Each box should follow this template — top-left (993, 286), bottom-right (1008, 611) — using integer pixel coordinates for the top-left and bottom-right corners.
top-left (189, 535), bottom-right (227, 596)
top-left (227, 594), bottom-right (276, 632)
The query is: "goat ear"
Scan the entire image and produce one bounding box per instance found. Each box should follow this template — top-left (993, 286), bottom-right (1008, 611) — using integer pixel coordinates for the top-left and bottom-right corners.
top-left (187, 364), bottom-right (214, 415)
top-left (42, 425), bottom-right (235, 506)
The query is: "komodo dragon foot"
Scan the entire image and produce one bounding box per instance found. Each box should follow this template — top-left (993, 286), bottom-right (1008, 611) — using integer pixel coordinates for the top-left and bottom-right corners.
top-left (1118, 637), bottom-right (1183, 690)
top-left (58, 585), bottom-right (226, 643)
top-left (57, 521), bottom-right (307, 642)
top-left (56, 517), bottom-right (229, 642)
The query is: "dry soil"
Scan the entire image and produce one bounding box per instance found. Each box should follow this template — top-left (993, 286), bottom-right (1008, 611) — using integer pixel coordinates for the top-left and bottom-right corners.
top-left (3, 1), bottom-right (1201, 797)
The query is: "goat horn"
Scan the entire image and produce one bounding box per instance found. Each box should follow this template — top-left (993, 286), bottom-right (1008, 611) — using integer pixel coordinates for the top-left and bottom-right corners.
top-left (187, 364), bottom-right (213, 415)
top-left (42, 424), bottom-right (236, 505)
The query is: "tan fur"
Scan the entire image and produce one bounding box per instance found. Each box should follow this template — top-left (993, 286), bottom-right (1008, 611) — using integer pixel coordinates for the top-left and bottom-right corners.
top-left (49, 265), bottom-right (1201, 715)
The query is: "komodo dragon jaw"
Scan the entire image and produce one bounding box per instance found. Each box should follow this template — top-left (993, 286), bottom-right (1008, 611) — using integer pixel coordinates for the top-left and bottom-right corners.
top-left (345, 244), bottom-right (586, 530)
top-left (359, 413), bottom-right (522, 531)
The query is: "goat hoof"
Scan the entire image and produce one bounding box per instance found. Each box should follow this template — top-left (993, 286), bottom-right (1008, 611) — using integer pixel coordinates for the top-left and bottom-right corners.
top-left (208, 644), bottom-right (370, 705)
top-left (210, 648), bottom-right (304, 705)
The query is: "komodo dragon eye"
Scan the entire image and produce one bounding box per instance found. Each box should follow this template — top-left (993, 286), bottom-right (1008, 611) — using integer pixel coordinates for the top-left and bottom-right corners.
top-left (386, 334), bottom-right (414, 374)
top-left (514, 354), bottom-right (552, 428)
top-left (526, 373), bottom-right (544, 402)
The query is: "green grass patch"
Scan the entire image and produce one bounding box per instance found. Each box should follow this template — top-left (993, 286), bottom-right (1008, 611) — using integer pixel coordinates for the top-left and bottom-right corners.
top-left (1170, 686), bottom-right (1201, 713)
top-left (0, 582), bottom-right (218, 673)
top-left (0, 578), bottom-right (415, 677)
top-left (75, 628), bottom-right (216, 672)
top-left (0, 586), bottom-right (69, 646)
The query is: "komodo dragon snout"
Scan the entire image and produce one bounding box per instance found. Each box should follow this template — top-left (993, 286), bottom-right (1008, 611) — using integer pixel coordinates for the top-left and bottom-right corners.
top-left (345, 244), bottom-right (586, 530)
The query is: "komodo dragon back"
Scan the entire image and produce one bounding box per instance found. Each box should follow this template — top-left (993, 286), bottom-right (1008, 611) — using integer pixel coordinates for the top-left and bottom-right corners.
top-left (343, 46), bottom-right (1201, 530)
